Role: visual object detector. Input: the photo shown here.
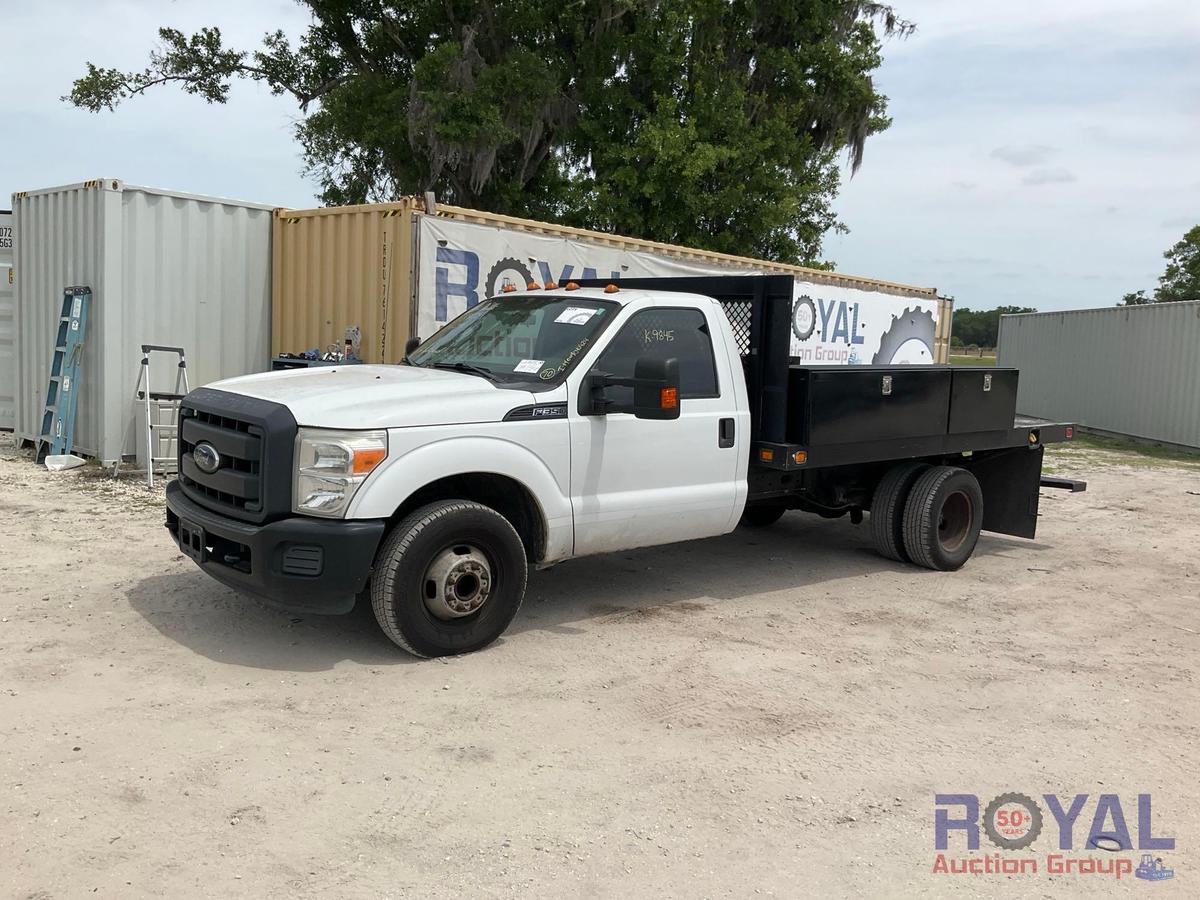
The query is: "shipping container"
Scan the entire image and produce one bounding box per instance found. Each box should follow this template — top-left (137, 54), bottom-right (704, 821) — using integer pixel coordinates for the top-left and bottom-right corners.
top-left (0, 210), bottom-right (13, 430)
top-left (998, 301), bottom-right (1200, 449)
top-left (12, 179), bottom-right (274, 462)
top-left (273, 197), bottom-right (953, 366)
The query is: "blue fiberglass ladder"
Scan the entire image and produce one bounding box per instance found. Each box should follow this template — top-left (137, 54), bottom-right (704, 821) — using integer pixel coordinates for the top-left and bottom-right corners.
top-left (38, 286), bottom-right (92, 460)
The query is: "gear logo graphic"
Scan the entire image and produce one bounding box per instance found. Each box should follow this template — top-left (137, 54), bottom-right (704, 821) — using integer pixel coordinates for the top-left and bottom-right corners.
top-left (485, 257), bottom-right (534, 297)
top-left (792, 295), bottom-right (817, 342)
top-left (872, 306), bottom-right (936, 364)
top-left (982, 793), bottom-right (1044, 850)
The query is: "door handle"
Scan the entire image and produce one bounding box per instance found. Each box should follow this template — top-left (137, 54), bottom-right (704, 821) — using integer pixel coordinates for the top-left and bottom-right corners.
top-left (718, 417), bottom-right (735, 448)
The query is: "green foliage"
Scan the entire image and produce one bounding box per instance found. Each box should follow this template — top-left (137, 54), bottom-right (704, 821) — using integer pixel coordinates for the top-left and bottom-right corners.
top-left (1119, 289), bottom-right (1151, 306)
top-left (66, 0), bottom-right (911, 265)
top-left (1155, 225), bottom-right (1200, 303)
top-left (951, 306), bottom-right (1036, 348)
top-left (1116, 225), bottom-right (1200, 305)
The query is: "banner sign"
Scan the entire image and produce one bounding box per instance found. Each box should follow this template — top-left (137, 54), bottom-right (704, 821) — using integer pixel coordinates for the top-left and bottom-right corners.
top-left (789, 281), bottom-right (940, 365)
top-left (417, 216), bottom-right (940, 365)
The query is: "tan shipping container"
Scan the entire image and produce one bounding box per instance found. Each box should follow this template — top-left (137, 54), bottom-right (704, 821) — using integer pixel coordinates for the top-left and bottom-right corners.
top-left (273, 197), bottom-right (952, 364)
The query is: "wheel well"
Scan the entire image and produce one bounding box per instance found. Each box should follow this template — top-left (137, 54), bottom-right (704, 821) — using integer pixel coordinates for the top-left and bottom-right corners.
top-left (388, 473), bottom-right (547, 563)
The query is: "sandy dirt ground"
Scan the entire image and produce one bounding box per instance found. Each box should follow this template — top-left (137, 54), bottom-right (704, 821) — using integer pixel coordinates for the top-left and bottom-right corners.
top-left (1, 432), bottom-right (1198, 899)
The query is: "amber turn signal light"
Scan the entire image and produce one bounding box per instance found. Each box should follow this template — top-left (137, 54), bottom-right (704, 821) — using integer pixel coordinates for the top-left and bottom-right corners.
top-left (759, 448), bottom-right (775, 462)
top-left (352, 447), bottom-right (387, 475)
top-left (660, 387), bottom-right (678, 409)
top-left (792, 450), bottom-right (807, 465)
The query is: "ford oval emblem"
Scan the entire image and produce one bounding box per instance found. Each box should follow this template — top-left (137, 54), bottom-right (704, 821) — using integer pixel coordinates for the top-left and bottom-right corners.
top-left (193, 441), bottom-right (221, 474)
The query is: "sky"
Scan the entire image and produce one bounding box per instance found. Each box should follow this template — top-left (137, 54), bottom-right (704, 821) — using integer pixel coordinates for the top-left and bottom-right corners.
top-left (2, 0), bottom-right (1198, 312)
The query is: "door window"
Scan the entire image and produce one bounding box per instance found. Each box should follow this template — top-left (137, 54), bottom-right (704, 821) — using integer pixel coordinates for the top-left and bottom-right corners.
top-left (595, 308), bottom-right (719, 411)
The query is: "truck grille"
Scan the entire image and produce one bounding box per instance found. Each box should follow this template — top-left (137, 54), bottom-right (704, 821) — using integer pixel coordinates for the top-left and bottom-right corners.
top-left (176, 388), bottom-right (297, 524)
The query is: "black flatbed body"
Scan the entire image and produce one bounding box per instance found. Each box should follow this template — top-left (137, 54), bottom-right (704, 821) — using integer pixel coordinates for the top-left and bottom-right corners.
top-left (757, 366), bottom-right (1070, 472)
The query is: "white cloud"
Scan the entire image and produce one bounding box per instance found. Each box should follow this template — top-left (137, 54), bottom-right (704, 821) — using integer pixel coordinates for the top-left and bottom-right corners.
top-left (991, 145), bottom-right (1057, 167)
top-left (1021, 168), bottom-right (1076, 186)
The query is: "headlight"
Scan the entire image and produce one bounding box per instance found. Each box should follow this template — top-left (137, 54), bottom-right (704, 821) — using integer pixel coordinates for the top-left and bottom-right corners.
top-left (293, 428), bottom-right (388, 517)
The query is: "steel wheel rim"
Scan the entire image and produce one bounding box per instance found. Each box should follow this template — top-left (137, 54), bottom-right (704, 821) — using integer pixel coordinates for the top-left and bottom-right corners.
top-left (938, 491), bottom-right (973, 552)
top-left (422, 544), bottom-right (494, 620)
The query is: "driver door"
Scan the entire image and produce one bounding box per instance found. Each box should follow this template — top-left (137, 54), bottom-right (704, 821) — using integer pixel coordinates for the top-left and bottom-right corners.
top-left (568, 304), bottom-right (741, 556)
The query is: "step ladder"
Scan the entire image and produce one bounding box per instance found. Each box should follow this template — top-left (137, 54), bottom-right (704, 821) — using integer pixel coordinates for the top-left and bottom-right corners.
top-left (38, 286), bottom-right (92, 461)
top-left (134, 345), bottom-right (190, 488)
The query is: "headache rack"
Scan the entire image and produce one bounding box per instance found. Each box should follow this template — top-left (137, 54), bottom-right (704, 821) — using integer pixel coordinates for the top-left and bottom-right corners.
top-left (578, 275), bottom-right (797, 445)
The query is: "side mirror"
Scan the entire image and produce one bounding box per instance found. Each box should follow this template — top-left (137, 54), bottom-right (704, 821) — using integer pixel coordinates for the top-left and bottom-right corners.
top-left (581, 356), bottom-right (680, 419)
top-left (631, 356), bottom-right (680, 420)
top-left (404, 336), bottom-right (421, 357)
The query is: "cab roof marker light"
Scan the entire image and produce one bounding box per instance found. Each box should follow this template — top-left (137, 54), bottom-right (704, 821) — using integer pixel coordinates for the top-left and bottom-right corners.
top-left (501, 284), bottom-right (518, 293)
top-left (565, 281), bottom-right (580, 291)
top-left (604, 283), bottom-right (620, 293)
top-left (544, 281), bottom-right (559, 290)
top-left (526, 282), bottom-right (541, 290)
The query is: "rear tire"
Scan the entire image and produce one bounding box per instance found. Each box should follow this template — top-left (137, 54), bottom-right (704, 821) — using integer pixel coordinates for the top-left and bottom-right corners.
top-left (870, 461), bottom-right (930, 562)
top-left (901, 466), bottom-right (984, 571)
top-left (371, 500), bottom-right (528, 657)
top-left (739, 504), bottom-right (787, 528)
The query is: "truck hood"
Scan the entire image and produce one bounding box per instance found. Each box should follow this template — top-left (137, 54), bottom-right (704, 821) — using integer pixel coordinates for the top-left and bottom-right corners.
top-left (209, 364), bottom-right (535, 429)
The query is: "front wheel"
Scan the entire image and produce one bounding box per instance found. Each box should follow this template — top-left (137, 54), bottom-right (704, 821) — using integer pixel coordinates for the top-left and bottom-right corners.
top-left (371, 500), bottom-right (528, 657)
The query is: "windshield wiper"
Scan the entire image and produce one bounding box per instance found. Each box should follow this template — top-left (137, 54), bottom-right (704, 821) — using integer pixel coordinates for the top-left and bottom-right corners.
top-left (429, 361), bottom-right (496, 380)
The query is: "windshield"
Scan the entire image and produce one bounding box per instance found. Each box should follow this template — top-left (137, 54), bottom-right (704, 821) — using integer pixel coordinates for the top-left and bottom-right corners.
top-left (408, 295), bottom-right (619, 385)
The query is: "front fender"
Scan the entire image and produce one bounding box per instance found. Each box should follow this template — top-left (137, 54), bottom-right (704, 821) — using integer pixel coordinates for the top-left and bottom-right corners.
top-left (346, 431), bottom-right (574, 562)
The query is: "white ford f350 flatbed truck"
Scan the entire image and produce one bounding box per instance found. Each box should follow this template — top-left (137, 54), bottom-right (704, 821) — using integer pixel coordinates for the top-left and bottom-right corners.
top-left (165, 275), bottom-right (1084, 657)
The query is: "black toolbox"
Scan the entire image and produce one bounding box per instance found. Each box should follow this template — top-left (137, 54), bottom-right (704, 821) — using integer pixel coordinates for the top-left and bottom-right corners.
top-left (947, 368), bottom-right (1019, 434)
top-left (787, 366), bottom-right (952, 445)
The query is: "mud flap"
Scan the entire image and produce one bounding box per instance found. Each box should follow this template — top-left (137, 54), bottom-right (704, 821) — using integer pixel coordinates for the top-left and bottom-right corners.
top-left (966, 446), bottom-right (1043, 539)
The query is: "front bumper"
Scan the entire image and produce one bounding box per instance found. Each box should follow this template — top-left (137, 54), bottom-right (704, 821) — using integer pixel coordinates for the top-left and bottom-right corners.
top-left (165, 481), bottom-right (386, 614)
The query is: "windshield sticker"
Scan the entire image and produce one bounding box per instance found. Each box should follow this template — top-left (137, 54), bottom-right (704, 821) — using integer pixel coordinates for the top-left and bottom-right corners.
top-left (514, 358), bottom-right (545, 374)
top-left (555, 306), bottom-right (600, 326)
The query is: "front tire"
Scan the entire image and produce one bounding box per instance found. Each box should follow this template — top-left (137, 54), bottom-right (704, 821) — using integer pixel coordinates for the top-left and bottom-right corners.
top-left (901, 466), bottom-right (984, 571)
top-left (371, 500), bottom-right (528, 657)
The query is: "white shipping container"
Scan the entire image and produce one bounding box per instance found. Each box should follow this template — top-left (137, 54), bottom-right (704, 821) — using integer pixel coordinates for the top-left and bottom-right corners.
top-left (0, 210), bottom-right (14, 430)
top-left (12, 179), bottom-right (274, 462)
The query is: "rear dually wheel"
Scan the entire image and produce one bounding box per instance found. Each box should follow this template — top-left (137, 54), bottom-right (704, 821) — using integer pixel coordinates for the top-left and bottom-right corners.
top-left (869, 461), bottom-right (930, 562)
top-left (901, 466), bottom-right (984, 571)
